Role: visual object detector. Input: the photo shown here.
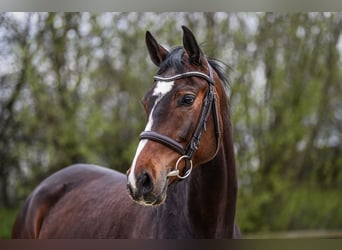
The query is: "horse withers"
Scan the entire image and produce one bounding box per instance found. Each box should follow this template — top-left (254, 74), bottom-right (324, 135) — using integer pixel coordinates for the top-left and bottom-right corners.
top-left (12, 26), bottom-right (240, 239)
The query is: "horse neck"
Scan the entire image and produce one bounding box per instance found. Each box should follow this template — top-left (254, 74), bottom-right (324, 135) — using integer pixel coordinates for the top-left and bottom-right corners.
top-left (186, 93), bottom-right (238, 238)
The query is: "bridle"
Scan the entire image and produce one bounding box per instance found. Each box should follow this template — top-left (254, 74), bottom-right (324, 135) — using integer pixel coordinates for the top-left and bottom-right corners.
top-left (139, 62), bottom-right (221, 179)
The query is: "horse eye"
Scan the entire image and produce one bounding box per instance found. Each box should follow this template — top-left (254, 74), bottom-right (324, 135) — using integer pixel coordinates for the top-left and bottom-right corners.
top-left (180, 94), bottom-right (195, 106)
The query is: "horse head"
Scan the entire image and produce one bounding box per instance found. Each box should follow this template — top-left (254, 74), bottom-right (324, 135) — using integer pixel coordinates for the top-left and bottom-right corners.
top-left (126, 26), bottom-right (224, 206)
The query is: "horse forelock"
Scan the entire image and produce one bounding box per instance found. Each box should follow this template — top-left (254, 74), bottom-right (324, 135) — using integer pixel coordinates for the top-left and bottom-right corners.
top-left (157, 47), bottom-right (185, 75)
top-left (156, 46), bottom-right (229, 90)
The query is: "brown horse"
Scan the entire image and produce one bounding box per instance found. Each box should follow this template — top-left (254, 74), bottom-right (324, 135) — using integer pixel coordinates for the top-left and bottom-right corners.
top-left (12, 26), bottom-right (240, 239)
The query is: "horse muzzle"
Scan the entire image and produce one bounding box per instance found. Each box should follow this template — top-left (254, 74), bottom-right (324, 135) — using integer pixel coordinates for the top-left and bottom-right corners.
top-left (126, 170), bottom-right (167, 206)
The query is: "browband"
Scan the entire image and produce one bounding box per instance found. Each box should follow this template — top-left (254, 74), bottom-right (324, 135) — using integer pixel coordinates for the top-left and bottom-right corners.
top-left (153, 71), bottom-right (214, 84)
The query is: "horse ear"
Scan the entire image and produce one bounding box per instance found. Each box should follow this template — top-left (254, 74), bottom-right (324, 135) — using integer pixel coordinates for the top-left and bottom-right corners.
top-left (145, 31), bottom-right (169, 67)
top-left (182, 25), bottom-right (202, 66)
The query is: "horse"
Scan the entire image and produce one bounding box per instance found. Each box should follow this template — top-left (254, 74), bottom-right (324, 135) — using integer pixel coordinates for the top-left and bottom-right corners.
top-left (12, 26), bottom-right (240, 239)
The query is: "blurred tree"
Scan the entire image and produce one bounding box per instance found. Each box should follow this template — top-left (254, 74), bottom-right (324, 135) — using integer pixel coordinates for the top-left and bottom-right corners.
top-left (0, 13), bottom-right (31, 207)
top-left (234, 13), bottom-right (342, 232)
top-left (0, 12), bottom-right (341, 237)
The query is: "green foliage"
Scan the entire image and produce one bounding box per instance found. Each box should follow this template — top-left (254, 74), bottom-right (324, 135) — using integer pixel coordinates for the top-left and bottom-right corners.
top-left (234, 13), bottom-right (342, 234)
top-left (0, 208), bottom-right (18, 238)
top-left (0, 12), bottom-right (342, 238)
top-left (237, 184), bottom-right (342, 233)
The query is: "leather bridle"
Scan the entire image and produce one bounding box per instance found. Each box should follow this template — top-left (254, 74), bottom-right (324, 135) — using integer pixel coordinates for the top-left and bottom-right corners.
top-left (139, 62), bottom-right (221, 179)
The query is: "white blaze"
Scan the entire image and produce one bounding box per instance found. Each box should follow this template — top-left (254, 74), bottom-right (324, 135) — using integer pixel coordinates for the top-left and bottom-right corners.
top-left (128, 81), bottom-right (174, 189)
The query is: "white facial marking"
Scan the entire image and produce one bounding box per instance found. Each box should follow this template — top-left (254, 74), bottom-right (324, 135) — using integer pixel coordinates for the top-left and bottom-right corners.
top-left (152, 80), bottom-right (174, 97)
top-left (128, 81), bottom-right (174, 189)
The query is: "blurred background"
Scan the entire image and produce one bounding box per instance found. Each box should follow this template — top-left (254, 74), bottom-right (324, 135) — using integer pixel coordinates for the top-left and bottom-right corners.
top-left (0, 12), bottom-right (341, 238)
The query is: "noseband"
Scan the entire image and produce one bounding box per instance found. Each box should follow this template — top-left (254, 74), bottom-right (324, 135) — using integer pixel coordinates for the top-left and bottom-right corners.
top-left (140, 62), bottom-right (221, 179)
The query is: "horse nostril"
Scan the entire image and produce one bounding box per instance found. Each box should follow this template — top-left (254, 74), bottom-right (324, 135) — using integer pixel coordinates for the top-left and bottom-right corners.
top-left (136, 172), bottom-right (154, 195)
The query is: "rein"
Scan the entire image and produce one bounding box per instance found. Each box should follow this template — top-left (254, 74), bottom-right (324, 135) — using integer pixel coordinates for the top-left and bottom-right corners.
top-left (139, 62), bottom-right (221, 179)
